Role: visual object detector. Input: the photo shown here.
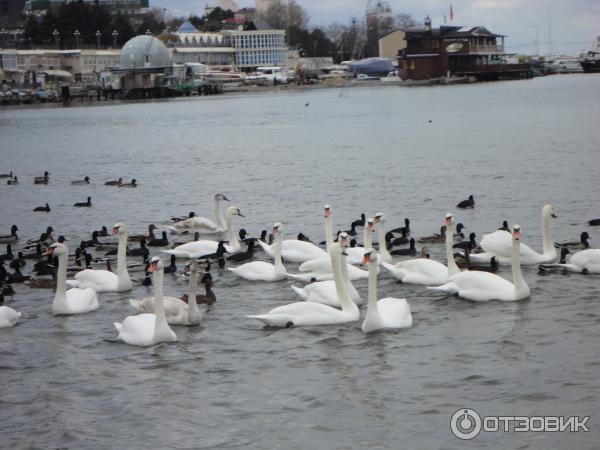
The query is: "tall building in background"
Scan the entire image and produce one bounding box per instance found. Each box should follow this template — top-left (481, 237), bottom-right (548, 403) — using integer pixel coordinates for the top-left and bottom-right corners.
top-left (366, 0), bottom-right (393, 57)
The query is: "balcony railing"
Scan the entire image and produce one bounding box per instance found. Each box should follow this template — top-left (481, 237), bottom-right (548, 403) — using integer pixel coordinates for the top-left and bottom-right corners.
top-left (469, 44), bottom-right (504, 54)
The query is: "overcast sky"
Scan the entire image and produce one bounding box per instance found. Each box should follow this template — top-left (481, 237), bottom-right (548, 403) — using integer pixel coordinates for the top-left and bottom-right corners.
top-left (152, 0), bottom-right (600, 54)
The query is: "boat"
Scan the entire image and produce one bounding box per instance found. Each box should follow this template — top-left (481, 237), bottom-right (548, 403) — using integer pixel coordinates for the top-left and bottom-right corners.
top-left (580, 51), bottom-right (600, 73)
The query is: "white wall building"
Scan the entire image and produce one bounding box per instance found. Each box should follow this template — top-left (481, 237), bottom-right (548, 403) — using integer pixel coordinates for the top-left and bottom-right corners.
top-left (223, 29), bottom-right (286, 70)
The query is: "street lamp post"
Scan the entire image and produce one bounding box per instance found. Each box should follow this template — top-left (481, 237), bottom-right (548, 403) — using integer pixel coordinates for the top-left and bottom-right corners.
top-left (74, 29), bottom-right (80, 48)
top-left (53, 29), bottom-right (60, 48)
top-left (96, 30), bottom-right (101, 48)
top-left (112, 30), bottom-right (118, 47)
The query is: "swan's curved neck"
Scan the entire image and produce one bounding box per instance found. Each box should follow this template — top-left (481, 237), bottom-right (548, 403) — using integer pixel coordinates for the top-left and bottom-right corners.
top-left (54, 252), bottom-right (68, 306)
top-left (511, 237), bottom-right (529, 296)
top-left (187, 261), bottom-right (201, 320)
top-left (325, 214), bottom-right (333, 251)
top-left (378, 222), bottom-right (391, 261)
top-left (225, 213), bottom-right (239, 250)
top-left (331, 249), bottom-right (358, 314)
top-left (273, 231), bottom-right (284, 272)
top-left (446, 223), bottom-right (459, 277)
top-left (152, 267), bottom-right (171, 339)
top-left (364, 226), bottom-right (372, 250)
top-left (214, 198), bottom-right (225, 229)
top-left (366, 257), bottom-right (382, 323)
top-left (117, 232), bottom-right (131, 288)
top-left (541, 211), bottom-right (555, 257)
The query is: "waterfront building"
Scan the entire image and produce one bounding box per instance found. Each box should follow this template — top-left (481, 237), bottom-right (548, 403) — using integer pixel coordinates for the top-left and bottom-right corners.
top-left (222, 29), bottom-right (286, 70)
top-left (378, 29), bottom-right (406, 60)
top-left (169, 21), bottom-right (235, 68)
top-left (0, 48), bottom-right (119, 85)
top-left (397, 17), bottom-right (532, 81)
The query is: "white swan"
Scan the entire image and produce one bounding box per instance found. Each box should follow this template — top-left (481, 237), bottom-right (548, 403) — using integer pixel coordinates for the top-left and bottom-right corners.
top-left (289, 232), bottom-right (371, 281)
top-left (428, 225), bottom-right (530, 301)
top-left (45, 243), bottom-right (99, 315)
top-left (247, 242), bottom-right (360, 327)
top-left (382, 213), bottom-right (460, 285)
top-left (470, 204), bottom-right (557, 265)
top-left (291, 231), bottom-right (363, 307)
top-left (129, 259), bottom-right (202, 326)
top-left (546, 249), bottom-right (600, 274)
top-left (256, 210), bottom-right (327, 264)
top-left (72, 223), bottom-right (132, 292)
top-left (229, 223), bottom-right (287, 281)
top-left (362, 250), bottom-right (412, 333)
top-left (114, 256), bottom-right (178, 346)
top-left (170, 193), bottom-right (230, 233)
top-left (163, 206), bottom-right (244, 258)
top-left (0, 306), bottom-right (20, 328)
top-left (373, 212), bottom-right (393, 264)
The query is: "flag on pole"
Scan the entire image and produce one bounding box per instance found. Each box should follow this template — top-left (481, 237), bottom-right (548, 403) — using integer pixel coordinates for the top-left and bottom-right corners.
top-left (450, 4), bottom-right (454, 21)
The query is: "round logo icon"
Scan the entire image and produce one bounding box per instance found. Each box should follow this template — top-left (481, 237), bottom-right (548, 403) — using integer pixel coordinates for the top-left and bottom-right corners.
top-left (450, 408), bottom-right (482, 440)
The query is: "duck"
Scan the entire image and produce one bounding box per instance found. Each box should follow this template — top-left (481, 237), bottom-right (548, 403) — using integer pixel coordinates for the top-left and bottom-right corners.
top-left (453, 223), bottom-right (466, 240)
top-left (389, 218), bottom-right (411, 236)
top-left (588, 218), bottom-right (600, 226)
top-left (382, 213), bottom-right (460, 285)
top-left (344, 222), bottom-right (358, 236)
top-left (361, 250), bottom-right (412, 333)
top-left (0, 305), bottom-right (20, 328)
top-left (71, 176), bottom-right (90, 185)
top-left (104, 177), bottom-right (123, 186)
top-left (33, 254), bottom-right (56, 275)
top-left (554, 232), bottom-right (590, 250)
top-left (537, 248), bottom-right (571, 273)
top-left (26, 226), bottom-right (54, 246)
top-left (457, 195), bottom-right (475, 209)
top-left (22, 244), bottom-right (44, 260)
top-left (130, 259), bottom-right (202, 326)
top-left (128, 238), bottom-right (149, 259)
top-left (388, 228), bottom-right (408, 246)
top-left (171, 211), bottom-right (195, 223)
top-left (43, 243), bottom-right (99, 314)
top-left (246, 242), bottom-right (360, 327)
top-left (0, 171), bottom-right (13, 178)
top-left (83, 231), bottom-right (101, 248)
top-left (129, 224), bottom-right (156, 243)
top-left (9, 267), bottom-right (30, 283)
top-left (0, 225), bottom-right (18, 244)
top-left (181, 272), bottom-right (215, 305)
top-left (229, 223), bottom-right (287, 281)
top-left (197, 240), bottom-right (228, 260)
top-left (351, 213), bottom-right (366, 229)
top-left (73, 196), bottom-right (92, 207)
top-left (95, 226), bottom-right (109, 237)
top-left (418, 226), bottom-right (446, 244)
top-left (164, 206), bottom-right (245, 258)
top-left (390, 238), bottom-right (417, 256)
top-left (539, 248), bottom-right (600, 274)
top-left (0, 245), bottom-right (13, 262)
top-left (119, 178), bottom-right (137, 188)
top-left (227, 239), bottom-right (255, 263)
top-left (70, 223), bottom-right (132, 292)
top-left (455, 248), bottom-right (498, 273)
top-left (27, 277), bottom-right (57, 289)
top-left (498, 220), bottom-right (510, 232)
top-left (454, 232), bottom-right (477, 250)
top-left (163, 255), bottom-right (178, 274)
top-left (34, 171), bottom-right (49, 184)
top-left (428, 225), bottom-right (530, 301)
top-left (33, 202), bottom-right (51, 212)
top-left (9, 252), bottom-right (26, 268)
top-left (148, 231), bottom-right (169, 247)
top-left (169, 193), bottom-right (230, 233)
top-left (115, 256), bottom-right (178, 346)
top-left (7, 176), bottom-right (18, 185)
top-left (470, 204), bottom-right (557, 265)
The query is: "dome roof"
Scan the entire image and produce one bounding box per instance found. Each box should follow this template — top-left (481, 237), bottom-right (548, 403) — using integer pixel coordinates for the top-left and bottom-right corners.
top-left (119, 35), bottom-right (172, 69)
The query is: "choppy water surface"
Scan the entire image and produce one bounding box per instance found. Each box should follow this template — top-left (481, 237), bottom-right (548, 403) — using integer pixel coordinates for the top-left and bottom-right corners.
top-left (1, 74), bottom-right (599, 449)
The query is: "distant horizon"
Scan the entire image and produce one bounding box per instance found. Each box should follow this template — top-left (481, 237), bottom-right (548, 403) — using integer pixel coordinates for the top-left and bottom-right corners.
top-left (150, 0), bottom-right (600, 55)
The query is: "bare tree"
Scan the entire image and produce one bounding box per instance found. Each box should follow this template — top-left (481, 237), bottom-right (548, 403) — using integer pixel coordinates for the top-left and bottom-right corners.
top-left (257, 0), bottom-right (309, 30)
top-left (395, 13), bottom-right (419, 30)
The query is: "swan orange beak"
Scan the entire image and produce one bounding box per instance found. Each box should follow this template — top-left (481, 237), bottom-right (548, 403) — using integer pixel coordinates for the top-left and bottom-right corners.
top-left (148, 261), bottom-right (159, 272)
top-left (111, 227), bottom-right (118, 235)
top-left (361, 255), bottom-right (369, 264)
